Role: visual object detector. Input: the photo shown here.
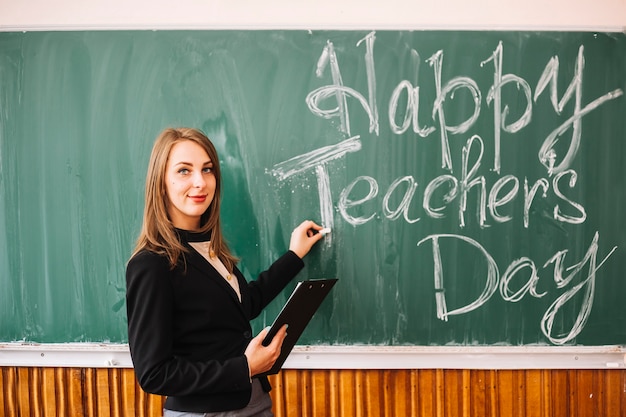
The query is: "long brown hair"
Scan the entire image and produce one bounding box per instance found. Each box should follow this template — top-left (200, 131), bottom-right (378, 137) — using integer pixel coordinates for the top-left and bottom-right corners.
top-left (130, 127), bottom-right (238, 271)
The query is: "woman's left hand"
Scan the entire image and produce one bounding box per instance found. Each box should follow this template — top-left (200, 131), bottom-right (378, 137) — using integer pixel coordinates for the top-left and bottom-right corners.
top-left (289, 220), bottom-right (326, 258)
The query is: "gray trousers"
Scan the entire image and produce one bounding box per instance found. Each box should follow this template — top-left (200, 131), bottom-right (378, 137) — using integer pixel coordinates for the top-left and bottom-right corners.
top-left (162, 379), bottom-right (273, 417)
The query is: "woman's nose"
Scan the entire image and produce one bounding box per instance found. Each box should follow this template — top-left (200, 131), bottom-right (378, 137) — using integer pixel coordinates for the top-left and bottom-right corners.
top-left (193, 172), bottom-right (206, 188)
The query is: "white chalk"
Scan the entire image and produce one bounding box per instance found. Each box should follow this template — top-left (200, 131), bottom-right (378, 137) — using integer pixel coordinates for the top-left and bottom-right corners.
top-left (319, 227), bottom-right (331, 235)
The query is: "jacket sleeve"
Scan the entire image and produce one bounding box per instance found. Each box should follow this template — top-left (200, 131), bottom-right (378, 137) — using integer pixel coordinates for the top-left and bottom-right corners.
top-left (125, 251), bottom-right (251, 397)
top-left (246, 250), bottom-right (305, 319)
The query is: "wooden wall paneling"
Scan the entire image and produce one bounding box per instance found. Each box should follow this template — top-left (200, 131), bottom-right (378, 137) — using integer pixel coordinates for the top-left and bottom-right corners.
top-left (462, 369), bottom-right (471, 417)
top-left (135, 372), bottom-right (147, 417)
top-left (515, 370), bottom-right (526, 417)
top-left (2, 367), bottom-right (18, 417)
top-left (571, 370), bottom-right (583, 417)
top-left (295, 370), bottom-right (310, 417)
top-left (488, 369), bottom-right (502, 416)
top-left (303, 369), bottom-right (312, 415)
top-left (17, 367), bottom-right (32, 416)
top-left (415, 368), bottom-right (436, 416)
top-left (280, 368), bottom-right (301, 416)
top-left (145, 389), bottom-right (164, 417)
top-left (410, 369), bottom-right (421, 415)
top-left (407, 369), bottom-right (420, 416)
top-left (67, 368), bottom-right (85, 417)
top-left (354, 370), bottom-right (365, 416)
top-left (594, 369), bottom-right (608, 416)
top-left (569, 369), bottom-right (581, 417)
top-left (592, 369), bottom-right (611, 416)
top-left (310, 370), bottom-right (330, 416)
top-left (605, 370), bottom-right (626, 416)
top-left (549, 369), bottom-right (568, 416)
top-left (109, 369), bottom-right (121, 417)
top-left (587, 371), bottom-right (606, 414)
top-left (382, 368), bottom-right (413, 416)
top-left (2, 367), bottom-right (626, 416)
top-left (338, 369), bottom-right (357, 416)
top-left (0, 367), bottom-right (5, 415)
top-left (83, 368), bottom-right (96, 416)
top-left (576, 370), bottom-right (605, 417)
top-left (524, 370), bottom-right (543, 417)
top-left (119, 368), bottom-right (135, 417)
top-left (120, 369), bottom-right (164, 417)
top-left (329, 369), bottom-right (341, 417)
top-left (291, 368), bottom-right (305, 416)
top-left (35, 367), bottom-right (59, 417)
top-left (29, 367), bottom-right (42, 417)
top-left (487, 370), bottom-right (499, 417)
top-left (96, 368), bottom-right (111, 416)
top-left (442, 369), bottom-right (464, 417)
top-left (495, 370), bottom-right (513, 416)
top-left (540, 370), bottom-right (552, 417)
top-left (267, 374), bottom-right (282, 416)
top-left (358, 369), bottom-right (380, 416)
top-left (469, 369), bottom-right (488, 417)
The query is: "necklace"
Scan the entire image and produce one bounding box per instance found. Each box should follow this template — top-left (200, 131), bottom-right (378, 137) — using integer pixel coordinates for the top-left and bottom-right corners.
top-left (189, 240), bottom-right (241, 301)
top-left (199, 242), bottom-right (233, 281)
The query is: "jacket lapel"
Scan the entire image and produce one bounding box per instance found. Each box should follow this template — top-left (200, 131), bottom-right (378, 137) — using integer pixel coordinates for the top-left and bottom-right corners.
top-left (186, 249), bottom-right (248, 316)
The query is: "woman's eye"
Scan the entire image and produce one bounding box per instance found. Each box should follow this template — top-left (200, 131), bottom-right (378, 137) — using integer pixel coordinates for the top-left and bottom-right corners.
top-left (203, 167), bottom-right (213, 174)
top-left (177, 168), bottom-right (190, 175)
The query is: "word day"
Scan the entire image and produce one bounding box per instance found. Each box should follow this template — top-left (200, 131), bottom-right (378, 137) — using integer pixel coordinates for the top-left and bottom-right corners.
top-left (417, 232), bottom-right (616, 345)
top-left (269, 33), bottom-right (622, 344)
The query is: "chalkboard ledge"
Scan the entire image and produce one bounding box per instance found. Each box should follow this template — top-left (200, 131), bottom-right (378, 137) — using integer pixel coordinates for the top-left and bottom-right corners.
top-left (1, 343), bottom-right (625, 370)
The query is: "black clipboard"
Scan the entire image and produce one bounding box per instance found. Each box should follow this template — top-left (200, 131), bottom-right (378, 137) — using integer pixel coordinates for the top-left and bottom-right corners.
top-left (260, 278), bottom-right (338, 375)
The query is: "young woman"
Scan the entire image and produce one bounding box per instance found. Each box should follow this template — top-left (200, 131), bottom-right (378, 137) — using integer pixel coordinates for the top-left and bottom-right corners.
top-left (126, 127), bottom-right (325, 416)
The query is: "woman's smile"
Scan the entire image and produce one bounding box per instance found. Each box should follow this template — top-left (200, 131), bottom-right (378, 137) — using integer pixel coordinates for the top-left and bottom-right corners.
top-left (189, 194), bottom-right (208, 203)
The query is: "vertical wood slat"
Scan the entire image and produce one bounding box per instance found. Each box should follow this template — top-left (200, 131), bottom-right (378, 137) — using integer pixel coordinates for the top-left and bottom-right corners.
top-left (469, 369), bottom-right (486, 417)
top-left (311, 369), bottom-right (329, 416)
top-left (17, 367), bottom-right (32, 416)
top-left (605, 368), bottom-right (626, 417)
top-left (1, 367), bottom-right (625, 416)
top-left (417, 367), bottom-right (436, 417)
top-left (1, 367), bottom-right (18, 417)
top-left (66, 369), bottom-right (84, 417)
top-left (43, 369), bottom-right (60, 417)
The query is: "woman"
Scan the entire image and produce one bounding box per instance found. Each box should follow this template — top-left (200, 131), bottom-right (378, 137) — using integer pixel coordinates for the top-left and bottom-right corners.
top-left (126, 127), bottom-right (325, 416)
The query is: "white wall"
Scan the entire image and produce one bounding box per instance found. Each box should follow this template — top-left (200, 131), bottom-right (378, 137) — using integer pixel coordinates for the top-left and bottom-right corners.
top-left (0, 0), bottom-right (624, 31)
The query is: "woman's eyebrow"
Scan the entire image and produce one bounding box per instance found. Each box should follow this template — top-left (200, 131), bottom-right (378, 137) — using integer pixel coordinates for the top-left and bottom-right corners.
top-left (172, 160), bottom-right (192, 166)
top-left (172, 159), bottom-right (212, 166)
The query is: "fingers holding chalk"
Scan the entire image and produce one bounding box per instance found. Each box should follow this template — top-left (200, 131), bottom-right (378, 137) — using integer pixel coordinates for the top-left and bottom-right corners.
top-left (290, 221), bottom-right (328, 258)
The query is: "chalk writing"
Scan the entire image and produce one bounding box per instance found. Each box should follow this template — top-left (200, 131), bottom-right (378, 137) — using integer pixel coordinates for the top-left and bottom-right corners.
top-left (306, 33), bottom-right (623, 175)
top-left (270, 136), bottom-right (361, 240)
top-left (272, 31), bottom-right (623, 345)
top-left (417, 232), bottom-right (617, 344)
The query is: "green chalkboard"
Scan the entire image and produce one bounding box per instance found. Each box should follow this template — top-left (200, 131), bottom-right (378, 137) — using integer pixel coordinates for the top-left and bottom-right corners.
top-left (1, 30), bottom-right (625, 346)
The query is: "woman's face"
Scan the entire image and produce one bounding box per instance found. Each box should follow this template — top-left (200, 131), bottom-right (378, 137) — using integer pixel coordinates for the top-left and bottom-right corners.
top-left (164, 140), bottom-right (216, 230)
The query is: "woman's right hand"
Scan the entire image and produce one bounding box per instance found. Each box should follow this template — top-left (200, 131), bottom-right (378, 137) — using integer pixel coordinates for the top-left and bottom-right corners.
top-left (289, 220), bottom-right (326, 259)
top-left (244, 325), bottom-right (288, 377)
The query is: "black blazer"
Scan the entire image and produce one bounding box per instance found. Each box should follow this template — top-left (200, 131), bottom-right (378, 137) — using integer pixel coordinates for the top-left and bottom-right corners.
top-left (125, 229), bottom-right (304, 413)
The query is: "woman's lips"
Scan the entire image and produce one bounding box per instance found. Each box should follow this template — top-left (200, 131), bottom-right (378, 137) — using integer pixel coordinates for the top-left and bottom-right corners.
top-left (189, 195), bottom-right (207, 203)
